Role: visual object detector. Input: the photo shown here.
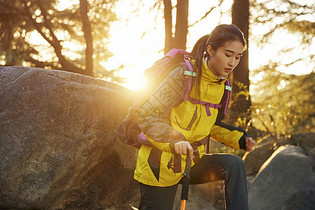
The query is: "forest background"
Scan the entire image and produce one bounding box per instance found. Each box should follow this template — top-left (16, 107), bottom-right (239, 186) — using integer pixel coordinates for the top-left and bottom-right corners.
top-left (0, 0), bottom-right (314, 146)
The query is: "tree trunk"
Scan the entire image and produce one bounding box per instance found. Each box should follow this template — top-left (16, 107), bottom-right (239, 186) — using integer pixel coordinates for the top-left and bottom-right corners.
top-left (174, 0), bottom-right (188, 50)
top-left (4, 23), bottom-right (15, 66)
top-left (163, 0), bottom-right (173, 54)
top-left (80, 0), bottom-right (94, 76)
top-left (231, 0), bottom-right (251, 127)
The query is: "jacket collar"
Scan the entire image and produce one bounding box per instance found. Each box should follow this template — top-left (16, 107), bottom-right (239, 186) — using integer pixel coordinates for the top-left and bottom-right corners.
top-left (202, 56), bottom-right (228, 83)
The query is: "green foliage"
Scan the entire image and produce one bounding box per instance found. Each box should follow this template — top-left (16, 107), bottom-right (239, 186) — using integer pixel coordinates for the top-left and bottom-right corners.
top-left (233, 80), bottom-right (250, 101)
top-left (0, 0), bottom-right (35, 65)
top-left (225, 79), bottom-right (251, 130)
top-left (251, 67), bottom-right (314, 138)
top-left (283, 20), bottom-right (315, 44)
top-left (0, 0), bottom-right (118, 78)
top-left (246, 0), bottom-right (314, 139)
top-left (250, 0), bottom-right (314, 66)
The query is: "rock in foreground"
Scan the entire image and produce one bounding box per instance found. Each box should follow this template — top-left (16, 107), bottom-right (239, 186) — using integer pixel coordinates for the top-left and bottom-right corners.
top-left (248, 145), bottom-right (315, 210)
top-left (0, 66), bottom-right (138, 209)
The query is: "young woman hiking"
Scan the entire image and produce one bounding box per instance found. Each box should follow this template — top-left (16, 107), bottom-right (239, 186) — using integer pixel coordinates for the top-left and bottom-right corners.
top-left (134, 24), bottom-right (256, 210)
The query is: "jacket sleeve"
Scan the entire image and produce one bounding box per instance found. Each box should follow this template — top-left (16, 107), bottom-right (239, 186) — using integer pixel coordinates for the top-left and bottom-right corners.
top-left (137, 66), bottom-right (187, 151)
top-left (210, 122), bottom-right (247, 150)
top-left (210, 93), bottom-right (247, 150)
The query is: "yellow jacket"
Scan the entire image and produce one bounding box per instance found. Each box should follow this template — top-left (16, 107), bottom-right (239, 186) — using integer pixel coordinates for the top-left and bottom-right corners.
top-left (134, 58), bottom-right (246, 186)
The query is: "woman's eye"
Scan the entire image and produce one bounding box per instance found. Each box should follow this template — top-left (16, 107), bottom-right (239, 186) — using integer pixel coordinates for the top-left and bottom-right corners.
top-left (225, 54), bottom-right (232, 57)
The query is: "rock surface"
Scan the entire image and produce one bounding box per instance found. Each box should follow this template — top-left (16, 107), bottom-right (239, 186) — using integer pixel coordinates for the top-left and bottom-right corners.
top-left (0, 66), bottom-right (138, 209)
top-left (243, 133), bottom-right (315, 175)
top-left (242, 137), bottom-right (276, 175)
top-left (248, 145), bottom-right (315, 210)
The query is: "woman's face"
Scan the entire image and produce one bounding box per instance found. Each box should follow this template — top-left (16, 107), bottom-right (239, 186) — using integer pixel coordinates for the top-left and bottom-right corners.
top-left (207, 40), bottom-right (244, 78)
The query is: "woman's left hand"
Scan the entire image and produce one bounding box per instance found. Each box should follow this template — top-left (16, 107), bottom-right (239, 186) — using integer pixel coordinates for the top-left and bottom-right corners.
top-left (245, 137), bottom-right (256, 152)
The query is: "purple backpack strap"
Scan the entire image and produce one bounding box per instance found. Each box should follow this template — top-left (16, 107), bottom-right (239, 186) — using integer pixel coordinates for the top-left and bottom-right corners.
top-left (183, 56), bottom-right (195, 100)
top-left (137, 132), bottom-right (154, 147)
top-left (182, 57), bottom-right (231, 117)
top-left (166, 48), bottom-right (190, 59)
top-left (186, 96), bottom-right (222, 116)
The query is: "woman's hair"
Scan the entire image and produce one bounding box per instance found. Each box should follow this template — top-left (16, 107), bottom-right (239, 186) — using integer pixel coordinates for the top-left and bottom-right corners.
top-left (190, 24), bottom-right (246, 93)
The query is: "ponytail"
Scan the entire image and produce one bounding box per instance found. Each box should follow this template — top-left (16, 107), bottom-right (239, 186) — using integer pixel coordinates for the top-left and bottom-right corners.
top-left (190, 35), bottom-right (210, 96)
top-left (191, 34), bottom-right (209, 76)
top-left (190, 24), bottom-right (246, 95)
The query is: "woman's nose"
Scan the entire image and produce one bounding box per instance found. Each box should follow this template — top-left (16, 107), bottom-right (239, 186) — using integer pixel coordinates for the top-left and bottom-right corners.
top-left (228, 59), bottom-right (235, 66)
top-left (228, 57), bottom-right (238, 66)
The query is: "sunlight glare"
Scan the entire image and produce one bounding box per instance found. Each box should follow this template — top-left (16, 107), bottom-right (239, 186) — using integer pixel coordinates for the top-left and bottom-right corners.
top-left (55, 0), bottom-right (79, 11)
top-left (277, 80), bottom-right (287, 90)
top-left (249, 29), bottom-right (314, 75)
top-left (122, 72), bottom-right (146, 91)
top-left (105, 0), bottom-right (233, 90)
top-left (102, 0), bottom-right (164, 90)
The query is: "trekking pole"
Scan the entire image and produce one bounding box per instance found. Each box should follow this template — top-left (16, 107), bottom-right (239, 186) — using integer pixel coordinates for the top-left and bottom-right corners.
top-left (180, 150), bottom-right (193, 210)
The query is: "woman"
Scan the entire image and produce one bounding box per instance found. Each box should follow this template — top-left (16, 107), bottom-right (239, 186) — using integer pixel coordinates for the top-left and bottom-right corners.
top-left (134, 24), bottom-right (256, 210)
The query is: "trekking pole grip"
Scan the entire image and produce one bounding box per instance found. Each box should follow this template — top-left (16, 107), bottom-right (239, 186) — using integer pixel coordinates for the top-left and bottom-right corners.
top-left (181, 149), bottom-right (192, 200)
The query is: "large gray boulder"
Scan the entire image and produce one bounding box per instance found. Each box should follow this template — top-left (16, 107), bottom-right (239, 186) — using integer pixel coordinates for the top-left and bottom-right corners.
top-left (0, 66), bottom-right (138, 209)
top-left (248, 145), bottom-right (315, 210)
top-left (243, 137), bottom-right (276, 175)
top-left (244, 133), bottom-right (315, 175)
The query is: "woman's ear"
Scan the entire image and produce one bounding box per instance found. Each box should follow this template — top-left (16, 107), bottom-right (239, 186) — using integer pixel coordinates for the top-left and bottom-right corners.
top-left (206, 45), bottom-right (214, 56)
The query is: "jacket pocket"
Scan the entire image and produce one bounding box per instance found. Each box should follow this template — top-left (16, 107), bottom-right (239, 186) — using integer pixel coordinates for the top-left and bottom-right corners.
top-left (175, 106), bottom-right (197, 131)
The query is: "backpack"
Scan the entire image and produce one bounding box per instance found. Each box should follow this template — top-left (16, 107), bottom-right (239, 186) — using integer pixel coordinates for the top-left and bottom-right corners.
top-left (116, 49), bottom-right (231, 149)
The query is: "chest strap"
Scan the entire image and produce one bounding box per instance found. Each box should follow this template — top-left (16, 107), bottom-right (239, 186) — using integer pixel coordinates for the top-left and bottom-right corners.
top-left (183, 57), bottom-right (229, 117)
top-left (186, 96), bottom-right (223, 116)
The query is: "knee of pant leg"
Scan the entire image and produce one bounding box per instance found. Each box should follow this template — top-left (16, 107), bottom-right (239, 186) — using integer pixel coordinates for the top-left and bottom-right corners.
top-left (226, 154), bottom-right (246, 171)
top-left (235, 155), bottom-right (245, 165)
top-left (233, 155), bottom-right (245, 167)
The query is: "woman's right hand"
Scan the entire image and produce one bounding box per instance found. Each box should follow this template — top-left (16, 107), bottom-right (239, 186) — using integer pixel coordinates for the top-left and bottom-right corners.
top-left (174, 141), bottom-right (194, 160)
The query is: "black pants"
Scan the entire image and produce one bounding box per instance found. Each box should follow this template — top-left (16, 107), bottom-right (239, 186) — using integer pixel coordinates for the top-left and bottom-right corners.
top-left (139, 154), bottom-right (248, 210)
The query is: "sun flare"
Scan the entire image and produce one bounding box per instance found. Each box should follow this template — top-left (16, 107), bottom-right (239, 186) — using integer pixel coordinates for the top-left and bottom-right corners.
top-left (102, 1), bottom-right (165, 90)
top-left (104, 0), bottom-right (235, 91)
